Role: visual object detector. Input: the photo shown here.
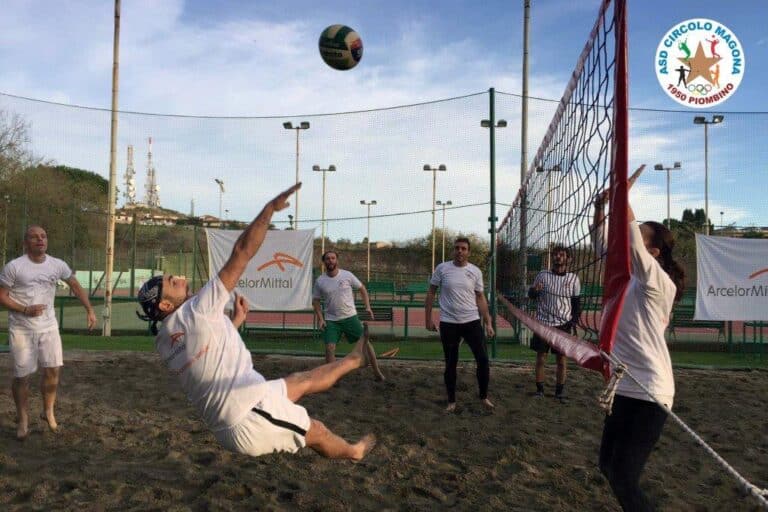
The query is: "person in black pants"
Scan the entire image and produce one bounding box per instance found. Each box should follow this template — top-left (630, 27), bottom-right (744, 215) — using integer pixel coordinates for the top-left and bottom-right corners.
top-left (593, 167), bottom-right (685, 510)
top-left (425, 237), bottom-right (495, 412)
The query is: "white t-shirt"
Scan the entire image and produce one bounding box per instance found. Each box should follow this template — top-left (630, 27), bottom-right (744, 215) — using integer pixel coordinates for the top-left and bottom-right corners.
top-left (312, 269), bottom-right (362, 321)
top-left (0, 254), bottom-right (72, 333)
top-left (532, 270), bottom-right (581, 326)
top-left (429, 261), bottom-right (484, 324)
top-left (156, 276), bottom-right (267, 431)
top-left (612, 222), bottom-right (677, 408)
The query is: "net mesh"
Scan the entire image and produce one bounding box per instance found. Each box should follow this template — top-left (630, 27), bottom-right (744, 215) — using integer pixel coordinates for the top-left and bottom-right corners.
top-left (497, 0), bottom-right (627, 373)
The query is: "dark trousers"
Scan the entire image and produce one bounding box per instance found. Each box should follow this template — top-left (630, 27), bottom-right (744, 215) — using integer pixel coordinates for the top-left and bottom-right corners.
top-left (599, 395), bottom-right (668, 512)
top-left (439, 320), bottom-right (489, 403)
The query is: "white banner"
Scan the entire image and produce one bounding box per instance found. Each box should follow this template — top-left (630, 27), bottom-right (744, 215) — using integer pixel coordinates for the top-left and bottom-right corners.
top-left (206, 228), bottom-right (314, 311)
top-left (696, 234), bottom-right (768, 320)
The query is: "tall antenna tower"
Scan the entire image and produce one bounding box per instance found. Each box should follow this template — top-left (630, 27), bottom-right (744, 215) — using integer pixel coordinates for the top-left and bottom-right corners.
top-left (123, 144), bottom-right (136, 205)
top-left (144, 136), bottom-right (160, 208)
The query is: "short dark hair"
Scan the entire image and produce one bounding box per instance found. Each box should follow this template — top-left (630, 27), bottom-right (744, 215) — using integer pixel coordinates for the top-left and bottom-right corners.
top-left (322, 250), bottom-right (338, 262)
top-left (136, 275), bottom-right (164, 334)
top-left (551, 245), bottom-right (571, 258)
top-left (454, 237), bottom-right (471, 250)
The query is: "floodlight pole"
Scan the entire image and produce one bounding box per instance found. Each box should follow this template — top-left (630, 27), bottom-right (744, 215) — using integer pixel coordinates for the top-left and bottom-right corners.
top-left (481, 92), bottom-right (507, 358)
top-left (360, 200), bottom-right (377, 282)
top-left (694, 115), bottom-right (724, 235)
top-left (313, 164), bottom-right (336, 271)
top-left (102, 0), bottom-right (121, 336)
top-left (423, 164), bottom-right (447, 272)
top-left (653, 162), bottom-right (682, 227)
top-left (436, 200), bottom-right (452, 262)
top-left (283, 121), bottom-right (310, 229)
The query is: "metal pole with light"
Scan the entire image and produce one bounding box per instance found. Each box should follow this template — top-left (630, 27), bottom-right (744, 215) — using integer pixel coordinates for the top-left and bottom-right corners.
top-left (653, 162), bottom-right (682, 227)
top-left (214, 178), bottom-right (224, 222)
top-left (436, 200), bottom-right (452, 263)
top-left (283, 121), bottom-right (310, 229)
top-left (481, 106), bottom-right (507, 357)
top-left (2, 195), bottom-right (9, 266)
top-left (720, 211), bottom-right (724, 231)
top-left (693, 115), bottom-right (724, 235)
top-left (360, 200), bottom-right (377, 282)
top-left (313, 164), bottom-right (337, 267)
top-left (423, 165), bottom-right (447, 272)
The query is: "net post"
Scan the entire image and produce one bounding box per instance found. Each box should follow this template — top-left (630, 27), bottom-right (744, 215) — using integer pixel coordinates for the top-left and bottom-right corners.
top-left (488, 87), bottom-right (498, 358)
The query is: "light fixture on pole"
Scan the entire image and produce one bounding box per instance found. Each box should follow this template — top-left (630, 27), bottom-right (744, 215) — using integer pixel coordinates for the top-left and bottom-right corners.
top-left (653, 161), bottom-right (682, 228)
top-left (360, 200), bottom-right (377, 282)
top-left (535, 164), bottom-right (559, 269)
top-left (435, 200), bottom-right (452, 263)
top-left (481, 115), bottom-right (507, 355)
top-left (214, 178), bottom-right (225, 222)
top-left (720, 211), bottom-right (724, 231)
top-left (313, 164), bottom-right (337, 267)
top-left (287, 214), bottom-right (294, 230)
top-left (423, 164), bottom-right (447, 272)
top-left (693, 115), bottom-right (724, 235)
top-left (283, 121), bottom-right (310, 229)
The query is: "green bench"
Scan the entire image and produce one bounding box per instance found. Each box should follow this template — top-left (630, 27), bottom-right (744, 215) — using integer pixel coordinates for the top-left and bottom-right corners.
top-left (396, 282), bottom-right (431, 301)
top-left (365, 281), bottom-right (395, 300)
top-left (669, 304), bottom-right (725, 342)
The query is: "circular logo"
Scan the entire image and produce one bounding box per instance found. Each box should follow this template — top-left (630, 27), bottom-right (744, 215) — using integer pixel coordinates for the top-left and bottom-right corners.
top-left (654, 19), bottom-right (745, 108)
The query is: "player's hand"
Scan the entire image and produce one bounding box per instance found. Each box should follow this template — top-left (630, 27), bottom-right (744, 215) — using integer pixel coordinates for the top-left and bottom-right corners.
top-left (426, 317), bottom-right (437, 331)
top-left (270, 183), bottom-right (302, 212)
top-left (24, 304), bottom-right (46, 317)
top-left (628, 164), bottom-right (646, 189)
top-left (366, 308), bottom-right (374, 321)
top-left (485, 323), bottom-right (495, 338)
top-left (534, 282), bottom-right (544, 292)
top-left (86, 308), bottom-right (97, 330)
top-left (318, 318), bottom-right (326, 331)
top-left (232, 294), bottom-right (249, 325)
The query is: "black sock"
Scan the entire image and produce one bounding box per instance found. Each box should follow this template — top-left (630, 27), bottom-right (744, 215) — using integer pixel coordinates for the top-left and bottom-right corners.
top-left (555, 383), bottom-right (564, 396)
top-left (536, 382), bottom-right (544, 393)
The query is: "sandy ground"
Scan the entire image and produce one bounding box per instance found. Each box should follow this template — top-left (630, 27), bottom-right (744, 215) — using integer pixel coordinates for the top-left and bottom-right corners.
top-left (0, 350), bottom-right (766, 511)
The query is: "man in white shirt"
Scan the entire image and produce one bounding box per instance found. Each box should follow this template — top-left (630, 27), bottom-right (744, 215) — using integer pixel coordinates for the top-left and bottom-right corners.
top-left (425, 237), bottom-right (495, 412)
top-left (527, 245), bottom-right (581, 402)
top-left (0, 225), bottom-right (97, 440)
top-left (137, 183), bottom-right (377, 460)
top-left (312, 251), bottom-right (383, 380)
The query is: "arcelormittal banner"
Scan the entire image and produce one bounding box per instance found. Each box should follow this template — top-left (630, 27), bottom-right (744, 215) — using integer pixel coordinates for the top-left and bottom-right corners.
top-left (696, 234), bottom-right (768, 320)
top-left (206, 228), bottom-right (313, 310)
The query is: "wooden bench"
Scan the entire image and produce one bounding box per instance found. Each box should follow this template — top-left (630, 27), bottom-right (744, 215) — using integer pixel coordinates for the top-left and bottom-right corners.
top-left (396, 281), bottom-right (431, 301)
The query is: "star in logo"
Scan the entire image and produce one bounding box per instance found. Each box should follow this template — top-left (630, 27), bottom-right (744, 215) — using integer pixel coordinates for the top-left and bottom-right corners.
top-left (678, 42), bottom-right (721, 85)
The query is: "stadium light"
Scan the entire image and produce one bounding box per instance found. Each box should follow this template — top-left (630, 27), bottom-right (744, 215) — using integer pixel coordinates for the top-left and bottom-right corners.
top-left (720, 211), bottom-right (725, 231)
top-left (360, 200), bottom-right (377, 282)
top-left (313, 164), bottom-right (337, 268)
top-left (423, 164), bottom-right (448, 272)
top-left (283, 120), bottom-right (311, 228)
top-left (693, 115), bottom-right (724, 235)
top-left (436, 200), bottom-right (452, 263)
top-left (654, 162), bottom-right (682, 228)
top-left (481, 114), bottom-right (508, 355)
top-left (214, 178), bottom-right (225, 222)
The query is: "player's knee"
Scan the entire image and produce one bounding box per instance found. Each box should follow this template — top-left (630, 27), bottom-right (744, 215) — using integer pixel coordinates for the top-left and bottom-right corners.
top-left (305, 418), bottom-right (328, 444)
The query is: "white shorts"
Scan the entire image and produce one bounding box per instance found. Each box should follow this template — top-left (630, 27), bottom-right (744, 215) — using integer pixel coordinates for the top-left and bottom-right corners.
top-left (214, 378), bottom-right (312, 457)
top-left (9, 328), bottom-right (63, 378)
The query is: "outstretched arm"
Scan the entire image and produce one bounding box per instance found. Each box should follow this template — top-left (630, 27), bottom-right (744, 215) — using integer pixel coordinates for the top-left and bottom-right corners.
top-left (66, 276), bottom-right (97, 330)
top-left (219, 183), bottom-right (301, 292)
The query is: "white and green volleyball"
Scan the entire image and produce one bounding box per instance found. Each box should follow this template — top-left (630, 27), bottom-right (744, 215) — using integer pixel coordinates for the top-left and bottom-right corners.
top-left (318, 25), bottom-right (363, 71)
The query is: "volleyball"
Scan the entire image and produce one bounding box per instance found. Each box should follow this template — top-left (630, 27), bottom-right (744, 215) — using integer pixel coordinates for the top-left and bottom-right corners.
top-left (318, 25), bottom-right (363, 71)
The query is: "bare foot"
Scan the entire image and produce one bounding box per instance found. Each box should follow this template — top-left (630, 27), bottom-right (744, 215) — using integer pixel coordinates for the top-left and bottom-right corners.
top-left (16, 417), bottom-right (29, 441)
top-left (444, 402), bottom-right (457, 413)
top-left (40, 411), bottom-right (58, 432)
top-left (481, 398), bottom-right (495, 410)
top-left (352, 433), bottom-right (377, 461)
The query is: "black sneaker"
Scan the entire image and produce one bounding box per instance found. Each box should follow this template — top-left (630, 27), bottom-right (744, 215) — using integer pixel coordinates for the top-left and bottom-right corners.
top-left (554, 394), bottom-right (567, 403)
top-left (534, 390), bottom-right (545, 398)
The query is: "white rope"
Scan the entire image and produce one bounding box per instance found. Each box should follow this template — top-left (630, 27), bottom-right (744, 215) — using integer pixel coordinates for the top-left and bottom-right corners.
top-left (599, 350), bottom-right (768, 510)
top-left (597, 363), bottom-right (625, 414)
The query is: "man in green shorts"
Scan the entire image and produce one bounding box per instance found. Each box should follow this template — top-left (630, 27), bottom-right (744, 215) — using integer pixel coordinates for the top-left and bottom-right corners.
top-left (312, 251), bottom-right (384, 380)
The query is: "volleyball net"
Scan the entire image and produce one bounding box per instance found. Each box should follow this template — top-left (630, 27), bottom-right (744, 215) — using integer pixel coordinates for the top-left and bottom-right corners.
top-left (497, 0), bottom-right (629, 377)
